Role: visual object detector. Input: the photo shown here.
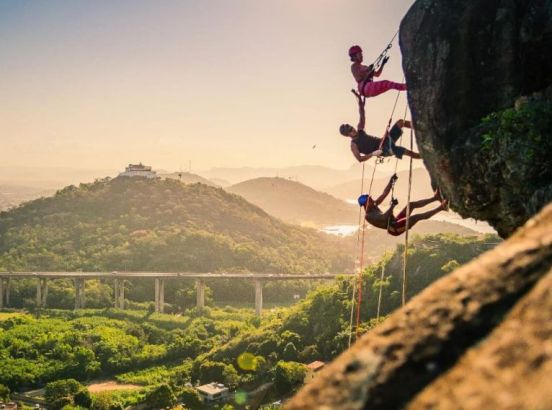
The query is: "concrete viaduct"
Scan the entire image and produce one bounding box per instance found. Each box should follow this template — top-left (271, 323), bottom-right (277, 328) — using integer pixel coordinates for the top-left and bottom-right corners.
top-left (0, 272), bottom-right (354, 316)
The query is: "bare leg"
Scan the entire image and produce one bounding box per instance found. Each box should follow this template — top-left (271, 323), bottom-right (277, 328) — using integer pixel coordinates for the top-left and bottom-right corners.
top-left (398, 194), bottom-right (440, 218)
top-left (403, 149), bottom-right (421, 159)
top-left (362, 80), bottom-right (407, 98)
top-left (406, 202), bottom-right (446, 229)
top-left (394, 119), bottom-right (412, 129)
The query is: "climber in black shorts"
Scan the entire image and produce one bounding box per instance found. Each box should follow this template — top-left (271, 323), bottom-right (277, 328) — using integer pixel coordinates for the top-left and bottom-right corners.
top-left (339, 91), bottom-right (421, 162)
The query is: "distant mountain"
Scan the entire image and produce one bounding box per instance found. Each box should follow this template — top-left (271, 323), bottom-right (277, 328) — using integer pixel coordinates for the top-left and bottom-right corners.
top-left (161, 171), bottom-right (218, 186)
top-left (226, 177), bottom-right (357, 226)
top-left (0, 177), bottom-right (353, 274)
top-left (325, 168), bottom-right (434, 202)
top-left (200, 164), bottom-right (385, 190)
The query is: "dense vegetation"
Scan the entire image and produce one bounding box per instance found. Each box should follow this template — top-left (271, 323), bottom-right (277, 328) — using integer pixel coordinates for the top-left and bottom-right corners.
top-left (480, 98), bottom-right (552, 202)
top-left (0, 177), bottom-right (352, 274)
top-left (0, 233), bottom-right (499, 409)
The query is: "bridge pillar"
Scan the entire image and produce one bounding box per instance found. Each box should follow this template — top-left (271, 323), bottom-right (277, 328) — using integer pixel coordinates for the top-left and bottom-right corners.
top-left (114, 279), bottom-right (125, 309)
top-left (155, 279), bottom-right (165, 313)
top-left (196, 280), bottom-right (205, 309)
top-left (4, 278), bottom-right (10, 307)
top-left (254, 280), bottom-right (263, 317)
top-left (74, 278), bottom-right (85, 310)
top-left (36, 278), bottom-right (48, 308)
top-left (0, 278), bottom-right (3, 308)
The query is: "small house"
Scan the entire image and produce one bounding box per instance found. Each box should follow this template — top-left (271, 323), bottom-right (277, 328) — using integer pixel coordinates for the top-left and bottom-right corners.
top-left (304, 361), bottom-right (325, 383)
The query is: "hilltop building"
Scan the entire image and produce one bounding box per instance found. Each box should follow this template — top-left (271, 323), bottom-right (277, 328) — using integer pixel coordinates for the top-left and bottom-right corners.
top-left (196, 383), bottom-right (229, 404)
top-left (118, 163), bottom-right (157, 179)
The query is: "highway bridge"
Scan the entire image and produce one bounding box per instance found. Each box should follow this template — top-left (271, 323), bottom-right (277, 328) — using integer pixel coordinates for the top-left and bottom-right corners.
top-left (0, 271), bottom-right (355, 316)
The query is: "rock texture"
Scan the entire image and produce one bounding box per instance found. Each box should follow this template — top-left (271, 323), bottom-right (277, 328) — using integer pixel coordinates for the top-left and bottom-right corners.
top-left (407, 265), bottom-right (552, 410)
top-left (284, 203), bottom-right (552, 410)
top-left (400, 0), bottom-right (552, 237)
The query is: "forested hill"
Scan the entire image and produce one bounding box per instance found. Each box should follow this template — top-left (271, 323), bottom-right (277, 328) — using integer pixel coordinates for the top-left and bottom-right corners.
top-left (226, 177), bottom-right (357, 226)
top-left (0, 177), bottom-right (353, 273)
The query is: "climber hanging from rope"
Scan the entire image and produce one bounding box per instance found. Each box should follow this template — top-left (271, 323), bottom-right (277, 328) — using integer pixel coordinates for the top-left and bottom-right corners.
top-left (339, 91), bottom-right (421, 162)
top-left (358, 175), bottom-right (448, 236)
top-left (349, 44), bottom-right (406, 98)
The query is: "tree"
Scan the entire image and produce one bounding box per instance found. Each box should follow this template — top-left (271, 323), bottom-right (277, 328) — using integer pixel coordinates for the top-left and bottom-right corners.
top-left (0, 384), bottom-right (10, 403)
top-left (179, 386), bottom-right (202, 409)
top-left (145, 383), bottom-right (177, 409)
top-left (91, 393), bottom-right (123, 410)
top-left (273, 361), bottom-right (307, 395)
top-left (199, 361), bottom-right (227, 384)
top-left (74, 389), bottom-right (92, 408)
top-left (298, 345), bottom-right (320, 363)
top-left (282, 342), bottom-right (298, 361)
top-left (45, 379), bottom-right (84, 410)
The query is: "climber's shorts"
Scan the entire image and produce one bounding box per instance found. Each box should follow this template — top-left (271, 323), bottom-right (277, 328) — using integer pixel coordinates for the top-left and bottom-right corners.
top-left (382, 124), bottom-right (405, 159)
top-left (387, 209), bottom-right (408, 236)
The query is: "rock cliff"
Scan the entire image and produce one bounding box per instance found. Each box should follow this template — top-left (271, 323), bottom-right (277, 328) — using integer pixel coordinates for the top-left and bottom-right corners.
top-left (400, 0), bottom-right (552, 237)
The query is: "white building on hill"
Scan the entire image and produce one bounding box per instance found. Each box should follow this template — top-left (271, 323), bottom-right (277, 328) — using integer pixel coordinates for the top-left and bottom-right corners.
top-left (196, 383), bottom-right (229, 403)
top-left (118, 163), bottom-right (157, 179)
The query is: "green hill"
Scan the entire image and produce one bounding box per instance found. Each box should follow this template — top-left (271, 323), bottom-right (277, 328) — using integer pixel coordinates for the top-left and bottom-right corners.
top-left (226, 177), bottom-right (357, 226)
top-left (0, 177), bottom-right (353, 273)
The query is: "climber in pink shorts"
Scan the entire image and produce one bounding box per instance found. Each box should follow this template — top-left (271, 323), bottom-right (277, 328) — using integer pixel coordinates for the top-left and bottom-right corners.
top-left (349, 45), bottom-right (407, 98)
top-left (358, 176), bottom-right (447, 236)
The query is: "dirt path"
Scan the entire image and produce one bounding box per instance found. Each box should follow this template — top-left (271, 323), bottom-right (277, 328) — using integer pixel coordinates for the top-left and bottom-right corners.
top-left (87, 381), bottom-right (141, 393)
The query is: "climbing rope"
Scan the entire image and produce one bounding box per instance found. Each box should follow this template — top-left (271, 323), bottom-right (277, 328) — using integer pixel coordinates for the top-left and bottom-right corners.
top-left (377, 75), bottom-right (406, 161)
top-left (402, 127), bottom-right (415, 306)
top-left (370, 30), bottom-right (399, 71)
top-left (349, 84), bottom-right (405, 342)
top-left (349, 161), bottom-right (378, 345)
top-left (376, 101), bottom-right (409, 319)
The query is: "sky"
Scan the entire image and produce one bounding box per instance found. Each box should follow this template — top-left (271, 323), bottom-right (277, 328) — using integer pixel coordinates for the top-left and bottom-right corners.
top-left (0, 0), bottom-right (417, 174)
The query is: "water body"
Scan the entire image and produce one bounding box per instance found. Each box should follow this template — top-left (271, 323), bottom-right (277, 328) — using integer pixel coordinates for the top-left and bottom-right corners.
top-left (320, 225), bottom-right (359, 236)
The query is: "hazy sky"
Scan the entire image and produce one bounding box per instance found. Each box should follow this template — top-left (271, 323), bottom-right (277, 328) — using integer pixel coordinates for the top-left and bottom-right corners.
top-left (1, 0), bottom-right (416, 173)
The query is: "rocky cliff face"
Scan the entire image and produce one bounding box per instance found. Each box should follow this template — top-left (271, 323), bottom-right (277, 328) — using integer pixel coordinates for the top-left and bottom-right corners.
top-left (400, 0), bottom-right (552, 237)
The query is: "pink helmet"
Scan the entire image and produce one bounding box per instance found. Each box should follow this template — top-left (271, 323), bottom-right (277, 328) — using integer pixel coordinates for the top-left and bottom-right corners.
top-left (348, 45), bottom-right (362, 57)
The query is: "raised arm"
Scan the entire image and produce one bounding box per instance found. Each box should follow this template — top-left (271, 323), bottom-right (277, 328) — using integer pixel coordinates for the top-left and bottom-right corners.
top-left (356, 93), bottom-right (366, 131)
top-left (373, 56), bottom-right (389, 78)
